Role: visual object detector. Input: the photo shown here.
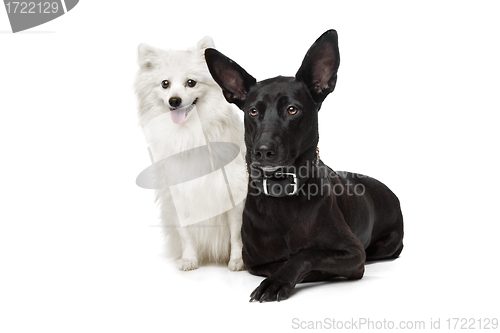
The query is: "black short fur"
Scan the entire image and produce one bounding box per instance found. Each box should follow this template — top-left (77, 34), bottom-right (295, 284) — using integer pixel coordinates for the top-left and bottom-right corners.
top-left (205, 30), bottom-right (403, 302)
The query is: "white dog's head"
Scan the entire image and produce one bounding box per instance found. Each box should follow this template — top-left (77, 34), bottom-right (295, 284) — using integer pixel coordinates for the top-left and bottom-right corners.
top-left (135, 37), bottom-right (218, 125)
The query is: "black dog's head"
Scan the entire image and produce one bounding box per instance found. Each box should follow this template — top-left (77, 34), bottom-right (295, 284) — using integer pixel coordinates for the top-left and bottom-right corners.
top-left (205, 30), bottom-right (340, 177)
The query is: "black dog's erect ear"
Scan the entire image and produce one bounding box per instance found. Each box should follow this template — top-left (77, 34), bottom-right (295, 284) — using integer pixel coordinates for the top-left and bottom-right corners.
top-left (296, 30), bottom-right (340, 104)
top-left (205, 48), bottom-right (256, 110)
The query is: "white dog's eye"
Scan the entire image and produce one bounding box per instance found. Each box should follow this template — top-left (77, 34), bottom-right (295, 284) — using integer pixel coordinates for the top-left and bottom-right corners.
top-left (187, 79), bottom-right (197, 88)
top-left (161, 80), bottom-right (169, 89)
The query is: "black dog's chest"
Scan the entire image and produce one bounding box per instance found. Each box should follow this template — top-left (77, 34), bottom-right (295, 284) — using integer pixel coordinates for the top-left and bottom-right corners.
top-left (241, 220), bottom-right (305, 265)
top-left (241, 195), bottom-right (336, 265)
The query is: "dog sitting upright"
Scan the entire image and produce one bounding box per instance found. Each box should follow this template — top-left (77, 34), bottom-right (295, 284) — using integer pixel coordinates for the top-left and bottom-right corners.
top-left (135, 37), bottom-right (247, 271)
top-left (205, 30), bottom-right (404, 301)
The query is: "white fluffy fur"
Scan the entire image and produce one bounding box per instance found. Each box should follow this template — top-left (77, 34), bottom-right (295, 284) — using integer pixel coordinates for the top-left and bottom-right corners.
top-left (135, 37), bottom-right (247, 271)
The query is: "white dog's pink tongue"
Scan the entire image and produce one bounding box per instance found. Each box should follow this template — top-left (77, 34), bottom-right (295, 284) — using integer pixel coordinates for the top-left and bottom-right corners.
top-left (170, 108), bottom-right (186, 124)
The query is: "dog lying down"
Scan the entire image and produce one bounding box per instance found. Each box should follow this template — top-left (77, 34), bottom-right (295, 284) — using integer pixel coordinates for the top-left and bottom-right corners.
top-left (205, 30), bottom-right (404, 302)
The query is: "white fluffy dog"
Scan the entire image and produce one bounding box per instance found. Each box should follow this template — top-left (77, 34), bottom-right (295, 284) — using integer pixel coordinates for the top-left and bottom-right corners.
top-left (135, 37), bottom-right (247, 271)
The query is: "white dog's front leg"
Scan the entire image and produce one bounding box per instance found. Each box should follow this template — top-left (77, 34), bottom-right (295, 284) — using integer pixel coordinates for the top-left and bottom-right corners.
top-left (226, 203), bottom-right (245, 271)
top-left (176, 227), bottom-right (199, 271)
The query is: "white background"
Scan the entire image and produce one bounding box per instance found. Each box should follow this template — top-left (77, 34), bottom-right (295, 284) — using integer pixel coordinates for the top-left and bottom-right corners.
top-left (1, 1), bottom-right (499, 332)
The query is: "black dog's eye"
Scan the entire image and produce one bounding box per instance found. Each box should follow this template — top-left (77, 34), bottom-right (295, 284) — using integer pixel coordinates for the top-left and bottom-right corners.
top-left (161, 80), bottom-right (169, 89)
top-left (287, 106), bottom-right (298, 115)
top-left (249, 108), bottom-right (258, 117)
top-left (186, 79), bottom-right (197, 87)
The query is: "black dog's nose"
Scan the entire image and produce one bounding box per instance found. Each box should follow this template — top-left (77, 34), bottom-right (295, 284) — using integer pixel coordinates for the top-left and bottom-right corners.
top-left (169, 97), bottom-right (182, 108)
top-left (254, 144), bottom-right (277, 161)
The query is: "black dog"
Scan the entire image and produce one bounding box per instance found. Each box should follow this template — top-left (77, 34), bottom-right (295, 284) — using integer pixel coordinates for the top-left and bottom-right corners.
top-left (205, 30), bottom-right (403, 302)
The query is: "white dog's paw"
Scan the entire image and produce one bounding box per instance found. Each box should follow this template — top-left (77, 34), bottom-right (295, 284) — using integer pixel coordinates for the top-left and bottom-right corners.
top-left (228, 257), bottom-right (245, 271)
top-left (176, 258), bottom-right (199, 271)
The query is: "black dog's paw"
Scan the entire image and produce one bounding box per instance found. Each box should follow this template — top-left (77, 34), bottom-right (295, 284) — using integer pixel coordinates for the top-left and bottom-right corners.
top-left (249, 278), bottom-right (294, 303)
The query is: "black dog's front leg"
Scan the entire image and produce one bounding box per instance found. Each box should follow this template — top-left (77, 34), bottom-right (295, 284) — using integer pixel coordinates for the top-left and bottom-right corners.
top-left (249, 247), bottom-right (365, 302)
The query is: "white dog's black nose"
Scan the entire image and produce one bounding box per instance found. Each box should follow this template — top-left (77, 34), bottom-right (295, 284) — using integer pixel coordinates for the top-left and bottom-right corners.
top-left (169, 97), bottom-right (182, 108)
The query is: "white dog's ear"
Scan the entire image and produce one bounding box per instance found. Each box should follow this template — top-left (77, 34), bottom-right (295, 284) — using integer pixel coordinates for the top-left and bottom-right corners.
top-left (138, 43), bottom-right (159, 69)
top-left (197, 36), bottom-right (215, 50)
